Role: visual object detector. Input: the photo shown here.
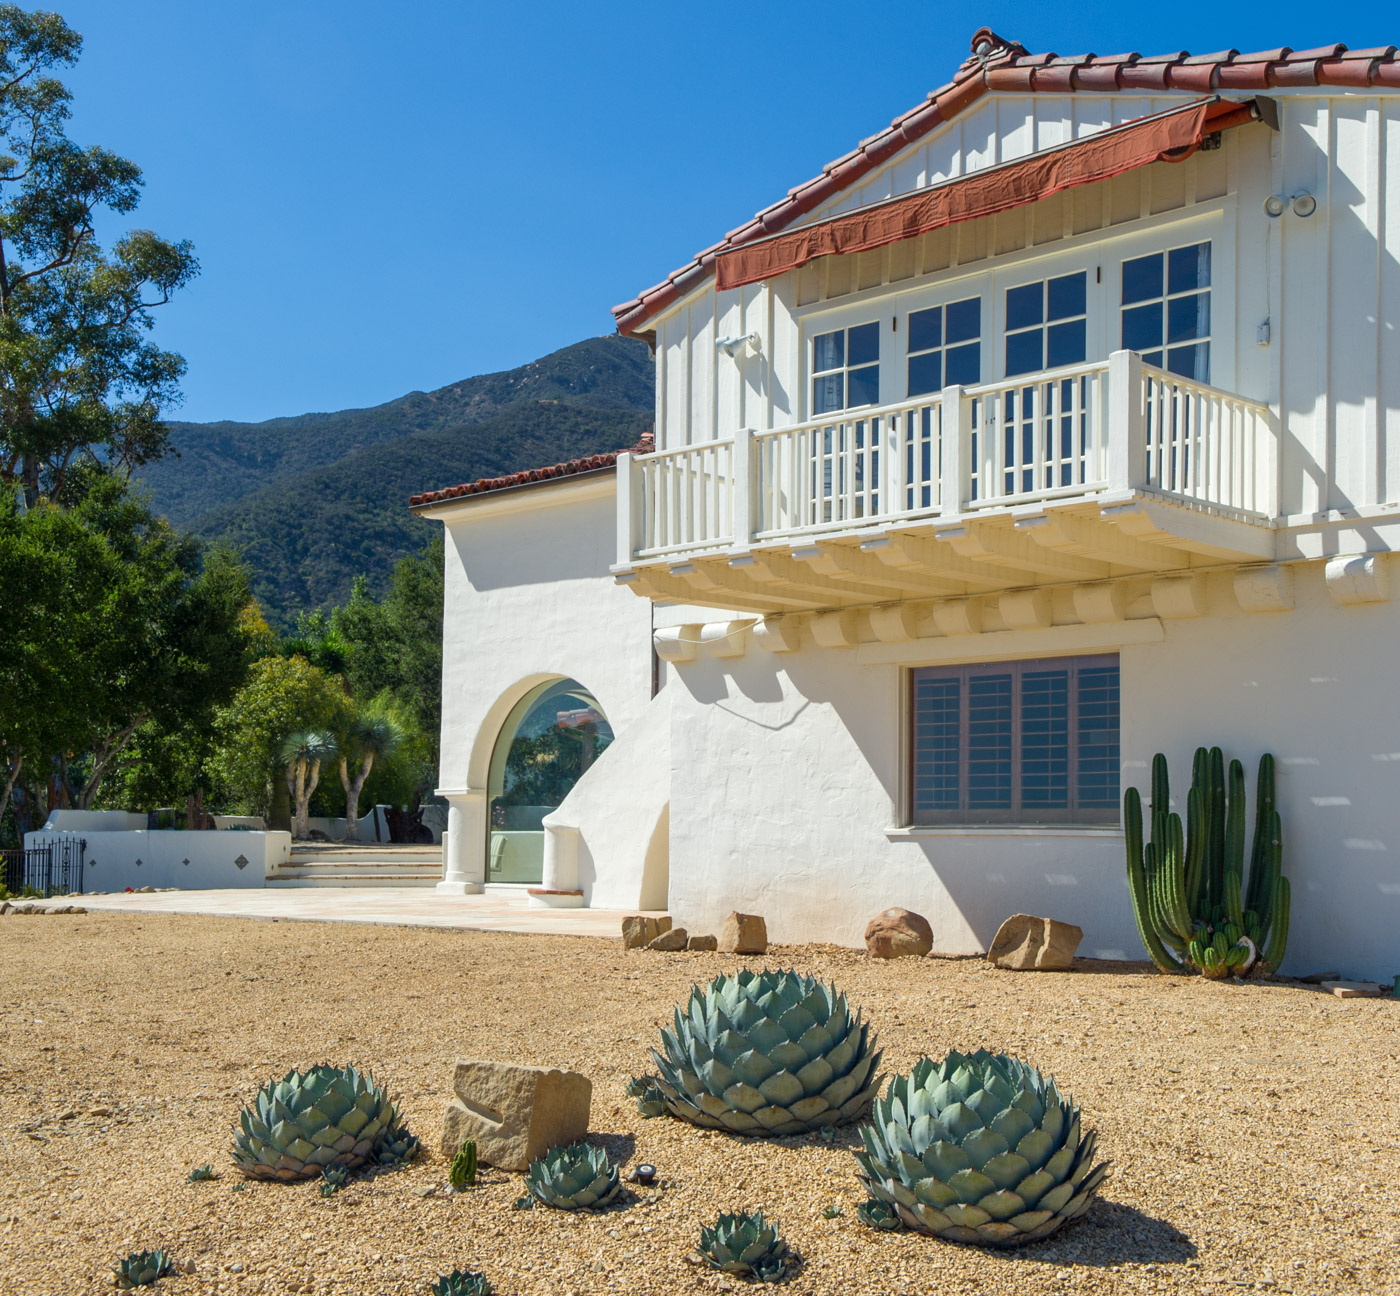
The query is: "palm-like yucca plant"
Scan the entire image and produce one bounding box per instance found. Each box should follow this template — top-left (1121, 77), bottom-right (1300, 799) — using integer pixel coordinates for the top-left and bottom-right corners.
top-left (230, 1063), bottom-right (410, 1182)
top-left (113, 1250), bottom-right (173, 1287)
top-left (338, 711), bottom-right (401, 840)
top-left (855, 1050), bottom-right (1108, 1247)
top-left (697, 1211), bottom-right (791, 1282)
top-left (280, 730), bottom-right (338, 839)
top-left (651, 968), bottom-right (881, 1135)
top-left (526, 1143), bottom-right (620, 1210)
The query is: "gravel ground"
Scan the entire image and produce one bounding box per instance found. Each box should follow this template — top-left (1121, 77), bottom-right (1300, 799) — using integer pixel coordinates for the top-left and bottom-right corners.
top-left (1, 912), bottom-right (1397, 1296)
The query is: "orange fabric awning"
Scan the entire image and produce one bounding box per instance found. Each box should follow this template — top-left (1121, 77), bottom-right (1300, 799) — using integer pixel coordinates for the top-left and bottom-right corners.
top-left (715, 98), bottom-right (1254, 292)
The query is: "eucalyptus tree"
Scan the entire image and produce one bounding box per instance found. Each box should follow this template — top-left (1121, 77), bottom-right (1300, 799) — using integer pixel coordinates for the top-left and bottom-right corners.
top-left (0, 6), bottom-right (198, 502)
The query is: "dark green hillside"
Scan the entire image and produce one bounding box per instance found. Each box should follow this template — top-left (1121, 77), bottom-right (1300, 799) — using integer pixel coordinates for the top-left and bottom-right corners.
top-left (133, 334), bottom-right (654, 621)
top-left (194, 402), bottom-right (653, 621)
top-left (139, 334), bottom-right (653, 528)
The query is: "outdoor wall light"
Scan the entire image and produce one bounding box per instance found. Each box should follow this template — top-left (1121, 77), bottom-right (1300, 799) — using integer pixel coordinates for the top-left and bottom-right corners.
top-left (1263, 192), bottom-right (1317, 218)
top-left (716, 332), bottom-right (761, 358)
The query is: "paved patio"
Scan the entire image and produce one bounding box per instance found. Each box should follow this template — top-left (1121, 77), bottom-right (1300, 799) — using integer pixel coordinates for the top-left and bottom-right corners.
top-left (73, 886), bottom-right (657, 938)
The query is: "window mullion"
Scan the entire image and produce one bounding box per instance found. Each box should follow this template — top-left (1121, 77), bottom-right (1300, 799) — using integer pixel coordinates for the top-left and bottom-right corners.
top-left (1010, 662), bottom-right (1023, 819)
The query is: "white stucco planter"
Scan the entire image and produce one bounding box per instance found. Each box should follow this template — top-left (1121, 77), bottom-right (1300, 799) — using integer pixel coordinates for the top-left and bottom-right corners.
top-left (24, 829), bottom-right (291, 891)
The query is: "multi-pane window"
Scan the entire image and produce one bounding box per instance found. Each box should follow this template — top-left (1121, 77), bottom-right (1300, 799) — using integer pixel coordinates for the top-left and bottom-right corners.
top-left (1004, 272), bottom-right (1087, 377)
top-left (812, 321), bottom-right (879, 415)
top-left (911, 654), bottom-right (1120, 825)
top-left (907, 297), bottom-right (981, 397)
top-left (1121, 242), bottom-right (1211, 381)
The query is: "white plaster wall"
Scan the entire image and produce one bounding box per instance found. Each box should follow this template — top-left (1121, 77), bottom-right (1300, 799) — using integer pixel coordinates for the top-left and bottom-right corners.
top-left (426, 475), bottom-right (656, 892)
top-left (543, 687), bottom-right (671, 910)
top-left (22, 830), bottom-right (290, 891)
top-left (42, 810), bottom-right (146, 832)
top-left (666, 559), bottom-right (1400, 981)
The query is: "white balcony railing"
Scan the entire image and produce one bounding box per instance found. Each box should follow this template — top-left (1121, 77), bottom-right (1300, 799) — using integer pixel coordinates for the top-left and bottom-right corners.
top-left (619, 351), bottom-right (1277, 565)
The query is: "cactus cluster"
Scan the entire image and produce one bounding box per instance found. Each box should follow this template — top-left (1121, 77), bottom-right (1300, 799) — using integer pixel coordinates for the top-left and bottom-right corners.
top-left (1125, 749), bottom-right (1290, 978)
top-left (448, 1138), bottom-right (478, 1189)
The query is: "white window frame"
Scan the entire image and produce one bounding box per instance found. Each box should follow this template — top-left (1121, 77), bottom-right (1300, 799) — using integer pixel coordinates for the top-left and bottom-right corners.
top-left (792, 202), bottom-right (1235, 412)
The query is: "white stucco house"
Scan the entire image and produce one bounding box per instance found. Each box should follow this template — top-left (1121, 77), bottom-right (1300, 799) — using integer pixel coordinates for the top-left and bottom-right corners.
top-left (411, 30), bottom-right (1400, 981)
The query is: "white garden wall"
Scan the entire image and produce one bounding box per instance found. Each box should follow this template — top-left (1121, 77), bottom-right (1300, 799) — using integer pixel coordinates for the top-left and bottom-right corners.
top-left (664, 558), bottom-right (1399, 982)
top-left (24, 829), bottom-right (291, 891)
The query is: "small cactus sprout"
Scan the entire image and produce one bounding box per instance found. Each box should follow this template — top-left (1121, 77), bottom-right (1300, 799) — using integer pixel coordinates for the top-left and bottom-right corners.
top-left (698, 1211), bottom-right (791, 1282)
top-left (319, 1165), bottom-right (350, 1197)
top-left (187, 1165), bottom-right (215, 1182)
top-left (113, 1249), bottom-right (173, 1287)
top-left (430, 1270), bottom-right (491, 1296)
top-left (448, 1138), bottom-right (478, 1189)
top-left (856, 1198), bottom-right (904, 1232)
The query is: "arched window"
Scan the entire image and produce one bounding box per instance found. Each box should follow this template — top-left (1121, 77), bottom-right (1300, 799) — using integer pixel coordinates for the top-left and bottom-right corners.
top-left (485, 678), bottom-right (613, 883)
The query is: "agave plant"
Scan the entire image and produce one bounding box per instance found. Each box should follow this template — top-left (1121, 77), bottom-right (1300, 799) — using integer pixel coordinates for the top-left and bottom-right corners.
top-left (856, 1197), bottom-right (903, 1231)
top-left (230, 1063), bottom-right (406, 1182)
top-left (430, 1271), bottom-right (491, 1296)
top-left (113, 1250), bottom-right (172, 1287)
top-left (319, 1164), bottom-right (350, 1197)
top-left (651, 968), bottom-right (881, 1135)
top-left (375, 1123), bottom-right (421, 1167)
top-left (527, 1143), bottom-right (621, 1210)
top-left (855, 1050), bottom-right (1108, 1247)
top-left (697, 1211), bottom-right (791, 1282)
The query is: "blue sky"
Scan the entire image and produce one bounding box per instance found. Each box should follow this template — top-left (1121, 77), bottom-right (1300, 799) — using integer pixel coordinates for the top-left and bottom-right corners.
top-left (54, 0), bottom-right (1396, 424)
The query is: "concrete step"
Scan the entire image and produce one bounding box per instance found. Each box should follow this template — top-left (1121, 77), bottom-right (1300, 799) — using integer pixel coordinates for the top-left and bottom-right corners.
top-left (283, 857), bottom-right (442, 870)
top-left (267, 872), bottom-right (441, 889)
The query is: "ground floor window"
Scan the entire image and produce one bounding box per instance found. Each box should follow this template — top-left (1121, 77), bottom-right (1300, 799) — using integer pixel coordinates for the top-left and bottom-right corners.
top-left (911, 654), bottom-right (1119, 825)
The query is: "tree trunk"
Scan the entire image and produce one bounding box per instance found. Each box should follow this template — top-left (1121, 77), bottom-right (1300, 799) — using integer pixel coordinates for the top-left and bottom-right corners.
top-left (292, 758), bottom-right (322, 839)
top-left (1, 753), bottom-right (22, 830)
top-left (268, 770), bottom-right (292, 832)
top-left (340, 754), bottom-right (375, 841)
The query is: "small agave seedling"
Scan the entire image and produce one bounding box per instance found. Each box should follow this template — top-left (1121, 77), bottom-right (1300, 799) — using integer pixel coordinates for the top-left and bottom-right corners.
top-left (319, 1165), bottom-right (350, 1197)
top-left (511, 1195), bottom-right (534, 1211)
top-left (448, 1138), bottom-right (478, 1189)
top-left (527, 1143), bottom-right (621, 1211)
top-left (113, 1250), bottom-right (173, 1288)
top-left (430, 1269), bottom-right (491, 1296)
top-left (187, 1165), bottom-right (215, 1183)
top-left (820, 1204), bottom-right (842, 1219)
top-left (697, 1211), bottom-right (791, 1283)
top-left (856, 1198), bottom-right (903, 1232)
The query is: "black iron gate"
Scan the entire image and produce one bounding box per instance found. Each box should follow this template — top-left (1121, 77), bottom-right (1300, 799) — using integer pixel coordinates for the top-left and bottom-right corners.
top-left (1, 837), bottom-right (86, 897)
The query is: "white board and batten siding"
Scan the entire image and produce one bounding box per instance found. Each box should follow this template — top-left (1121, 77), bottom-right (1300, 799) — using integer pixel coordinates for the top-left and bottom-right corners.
top-left (648, 89), bottom-right (1400, 525)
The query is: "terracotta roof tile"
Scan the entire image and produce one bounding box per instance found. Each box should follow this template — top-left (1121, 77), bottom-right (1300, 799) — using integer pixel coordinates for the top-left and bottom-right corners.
top-left (612, 29), bottom-right (1400, 337)
top-left (408, 432), bottom-right (655, 509)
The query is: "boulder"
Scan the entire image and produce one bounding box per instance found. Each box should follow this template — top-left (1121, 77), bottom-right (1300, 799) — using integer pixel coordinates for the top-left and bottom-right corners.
top-left (864, 907), bottom-right (933, 959)
top-left (719, 911), bottom-right (768, 955)
top-left (687, 934), bottom-right (718, 951)
top-left (648, 926), bottom-right (689, 951)
top-left (440, 1061), bottom-right (591, 1172)
top-left (621, 915), bottom-right (672, 949)
top-left (987, 914), bottom-right (1083, 971)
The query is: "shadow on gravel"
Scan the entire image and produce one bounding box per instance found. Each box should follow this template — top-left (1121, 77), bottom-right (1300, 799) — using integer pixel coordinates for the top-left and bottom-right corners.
top-left (1014, 1198), bottom-right (1197, 1267)
top-left (588, 1130), bottom-right (637, 1165)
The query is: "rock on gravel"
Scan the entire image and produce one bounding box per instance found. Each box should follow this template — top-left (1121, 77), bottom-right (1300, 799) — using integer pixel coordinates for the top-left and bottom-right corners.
top-left (987, 913), bottom-right (1083, 970)
top-left (440, 1061), bottom-right (591, 1171)
top-left (864, 907), bottom-right (933, 959)
top-left (719, 911), bottom-right (767, 954)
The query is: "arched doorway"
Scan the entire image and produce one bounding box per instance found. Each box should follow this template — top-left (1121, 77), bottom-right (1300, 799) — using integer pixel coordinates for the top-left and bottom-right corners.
top-left (485, 677), bottom-right (614, 883)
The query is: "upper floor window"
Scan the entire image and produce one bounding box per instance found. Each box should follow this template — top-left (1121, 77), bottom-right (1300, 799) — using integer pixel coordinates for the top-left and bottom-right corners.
top-left (812, 321), bottom-right (879, 415)
top-left (907, 297), bottom-right (981, 397)
top-left (1004, 272), bottom-right (1088, 378)
top-left (911, 654), bottom-right (1120, 825)
top-left (1121, 242), bottom-right (1211, 382)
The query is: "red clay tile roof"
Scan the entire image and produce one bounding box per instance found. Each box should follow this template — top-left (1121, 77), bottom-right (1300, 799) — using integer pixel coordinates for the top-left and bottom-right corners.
top-left (408, 431), bottom-right (654, 509)
top-left (612, 27), bottom-right (1400, 336)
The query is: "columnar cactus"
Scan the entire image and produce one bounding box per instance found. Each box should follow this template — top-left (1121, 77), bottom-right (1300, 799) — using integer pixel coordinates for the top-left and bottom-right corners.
top-left (1125, 748), bottom-right (1289, 977)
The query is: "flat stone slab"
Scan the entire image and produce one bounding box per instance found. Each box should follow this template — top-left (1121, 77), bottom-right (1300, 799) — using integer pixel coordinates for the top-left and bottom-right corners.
top-left (441, 1060), bottom-right (591, 1172)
